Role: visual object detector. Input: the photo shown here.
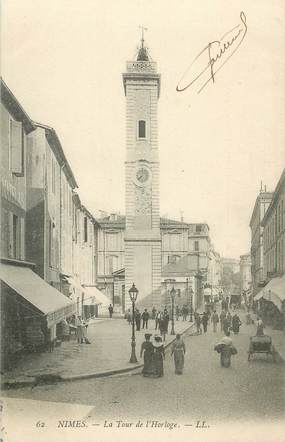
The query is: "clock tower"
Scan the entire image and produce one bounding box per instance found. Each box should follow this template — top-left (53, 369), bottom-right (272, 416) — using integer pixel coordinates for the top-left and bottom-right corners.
top-left (122, 35), bottom-right (162, 308)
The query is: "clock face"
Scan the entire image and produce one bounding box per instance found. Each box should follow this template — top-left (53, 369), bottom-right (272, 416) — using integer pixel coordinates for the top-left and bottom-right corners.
top-left (136, 167), bottom-right (149, 184)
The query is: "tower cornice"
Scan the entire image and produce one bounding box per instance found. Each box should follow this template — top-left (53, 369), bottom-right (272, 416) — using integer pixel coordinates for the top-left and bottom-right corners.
top-left (122, 73), bottom-right (161, 98)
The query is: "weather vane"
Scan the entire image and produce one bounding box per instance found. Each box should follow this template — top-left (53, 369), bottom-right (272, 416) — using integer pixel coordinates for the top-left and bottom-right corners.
top-left (139, 25), bottom-right (148, 47)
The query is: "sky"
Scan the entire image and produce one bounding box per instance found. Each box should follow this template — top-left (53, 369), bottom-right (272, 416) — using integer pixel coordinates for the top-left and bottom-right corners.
top-left (2, 0), bottom-right (285, 259)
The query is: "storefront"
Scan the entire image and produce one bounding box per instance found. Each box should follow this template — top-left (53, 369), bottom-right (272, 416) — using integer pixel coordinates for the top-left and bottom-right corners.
top-left (0, 260), bottom-right (76, 370)
top-left (83, 286), bottom-right (110, 317)
top-left (254, 275), bottom-right (285, 330)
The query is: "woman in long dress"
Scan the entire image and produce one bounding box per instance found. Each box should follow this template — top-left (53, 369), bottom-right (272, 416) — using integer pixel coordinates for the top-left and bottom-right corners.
top-left (140, 334), bottom-right (154, 377)
top-left (152, 336), bottom-right (165, 377)
top-left (232, 314), bottom-right (242, 335)
top-left (171, 334), bottom-right (186, 374)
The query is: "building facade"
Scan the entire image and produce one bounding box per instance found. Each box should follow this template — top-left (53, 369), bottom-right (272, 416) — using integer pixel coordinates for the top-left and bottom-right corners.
top-left (254, 169), bottom-right (285, 330)
top-left (0, 81), bottom-right (76, 368)
top-left (26, 123), bottom-right (78, 293)
top-left (1, 81), bottom-right (34, 262)
top-left (96, 214), bottom-right (220, 312)
top-left (262, 170), bottom-right (285, 278)
top-left (240, 254), bottom-right (252, 292)
top-left (249, 190), bottom-right (273, 294)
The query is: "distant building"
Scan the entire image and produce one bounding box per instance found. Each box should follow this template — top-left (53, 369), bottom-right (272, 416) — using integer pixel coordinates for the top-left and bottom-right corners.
top-left (221, 257), bottom-right (240, 274)
top-left (96, 214), bottom-right (220, 312)
top-left (240, 254), bottom-right (252, 292)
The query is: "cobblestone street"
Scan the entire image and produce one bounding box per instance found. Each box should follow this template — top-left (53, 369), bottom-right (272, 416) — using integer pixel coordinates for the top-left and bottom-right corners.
top-left (2, 317), bottom-right (193, 384)
top-left (2, 311), bottom-right (284, 426)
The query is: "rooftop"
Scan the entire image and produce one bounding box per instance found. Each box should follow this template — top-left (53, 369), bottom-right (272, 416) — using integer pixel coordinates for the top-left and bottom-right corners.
top-left (1, 79), bottom-right (35, 134)
top-left (97, 214), bottom-right (210, 232)
top-left (35, 122), bottom-right (78, 189)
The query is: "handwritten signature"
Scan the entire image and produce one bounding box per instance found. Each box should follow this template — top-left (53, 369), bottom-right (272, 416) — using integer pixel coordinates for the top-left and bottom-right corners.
top-left (176, 12), bottom-right (247, 94)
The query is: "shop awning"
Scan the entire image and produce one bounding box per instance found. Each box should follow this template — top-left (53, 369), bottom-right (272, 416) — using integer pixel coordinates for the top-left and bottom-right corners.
top-left (254, 275), bottom-right (285, 311)
top-left (0, 262), bottom-right (76, 327)
top-left (66, 277), bottom-right (85, 294)
top-left (83, 286), bottom-right (110, 306)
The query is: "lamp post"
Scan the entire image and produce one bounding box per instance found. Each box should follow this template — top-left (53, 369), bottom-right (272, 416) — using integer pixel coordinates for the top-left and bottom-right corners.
top-left (170, 286), bottom-right (176, 335)
top-left (129, 283), bottom-right (139, 363)
top-left (189, 288), bottom-right (194, 322)
top-left (195, 270), bottom-right (203, 309)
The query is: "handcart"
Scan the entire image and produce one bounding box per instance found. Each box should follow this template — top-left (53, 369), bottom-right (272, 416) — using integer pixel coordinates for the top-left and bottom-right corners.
top-left (248, 335), bottom-right (276, 362)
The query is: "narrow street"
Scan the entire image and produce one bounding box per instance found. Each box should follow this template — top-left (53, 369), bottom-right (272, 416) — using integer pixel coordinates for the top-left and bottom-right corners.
top-left (2, 314), bottom-right (284, 425)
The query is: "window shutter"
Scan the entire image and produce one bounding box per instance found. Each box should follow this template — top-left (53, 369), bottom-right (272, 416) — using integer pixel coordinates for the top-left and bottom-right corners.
top-left (8, 212), bottom-right (14, 258)
top-left (20, 217), bottom-right (25, 259)
top-left (10, 120), bottom-right (23, 175)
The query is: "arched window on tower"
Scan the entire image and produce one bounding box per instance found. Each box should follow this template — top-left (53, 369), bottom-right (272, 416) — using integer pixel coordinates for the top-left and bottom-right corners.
top-left (138, 120), bottom-right (146, 139)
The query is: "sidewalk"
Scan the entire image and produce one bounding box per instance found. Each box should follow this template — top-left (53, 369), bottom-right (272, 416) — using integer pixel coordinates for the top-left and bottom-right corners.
top-left (1, 317), bottom-right (194, 389)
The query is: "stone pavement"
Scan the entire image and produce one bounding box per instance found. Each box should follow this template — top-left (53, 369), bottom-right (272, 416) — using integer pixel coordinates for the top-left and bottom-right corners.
top-left (1, 317), bottom-right (194, 388)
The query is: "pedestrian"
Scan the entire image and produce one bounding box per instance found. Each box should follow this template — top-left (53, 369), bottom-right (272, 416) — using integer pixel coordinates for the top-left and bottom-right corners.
top-left (171, 334), bottom-right (186, 375)
top-left (135, 309), bottom-right (141, 331)
top-left (175, 305), bottom-right (180, 321)
top-left (201, 312), bottom-right (209, 333)
top-left (75, 315), bottom-right (84, 344)
top-left (226, 311), bottom-right (232, 323)
top-left (126, 309), bottom-right (132, 325)
top-left (152, 336), bottom-right (165, 377)
top-left (245, 311), bottom-right (252, 325)
top-left (151, 306), bottom-right (157, 320)
top-left (140, 333), bottom-right (154, 377)
top-left (211, 310), bottom-right (219, 332)
top-left (223, 312), bottom-right (232, 335)
top-left (194, 312), bottom-right (202, 335)
top-left (232, 313), bottom-right (242, 335)
top-left (61, 319), bottom-right (70, 341)
top-left (82, 320), bottom-right (91, 344)
top-left (163, 309), bottom-right (170, 334)
top-left (214, 331), bottom-right (237, 368)
top-left (256, 317), bottom-right (265, 336)
top-left (159, 315), bottom-right (167, 341)
top-left (155, 310), bottom-right (162, 330)
top-left (226, 296), bottom-right (230, 311)
top-left (108, 304), bottom-right (113, 319)
top-left (220, 310), bottom-right (226, 332)
top-left (182, 305), bottom-right (188, 321)
top-left (142, 309), bottom-right (150, 329)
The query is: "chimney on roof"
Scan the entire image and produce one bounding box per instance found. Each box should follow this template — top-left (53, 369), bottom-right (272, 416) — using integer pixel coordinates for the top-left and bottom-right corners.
top-left (180, 210), bottom-right (184, 222)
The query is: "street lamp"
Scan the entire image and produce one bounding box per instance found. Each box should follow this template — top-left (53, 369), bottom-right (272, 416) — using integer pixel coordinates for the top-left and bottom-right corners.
top-left (129, 283), bottom-right (139, 363)
top-left (189, 288), bottom-right (194, 322)
top-left (195, 270), bottom-right (203, 308)
top-left (170, 286), bottom-right (176, 335)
